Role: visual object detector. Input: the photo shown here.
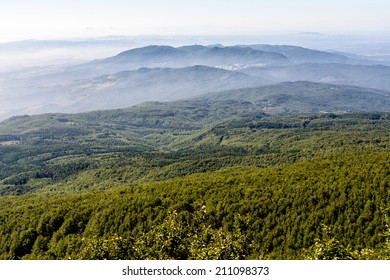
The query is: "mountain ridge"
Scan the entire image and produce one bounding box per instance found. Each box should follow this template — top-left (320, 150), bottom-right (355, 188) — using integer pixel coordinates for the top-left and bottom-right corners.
top-left (102, 44), bottom-right (291, 68)
top-left (1, 43), bottom-right (390, 121)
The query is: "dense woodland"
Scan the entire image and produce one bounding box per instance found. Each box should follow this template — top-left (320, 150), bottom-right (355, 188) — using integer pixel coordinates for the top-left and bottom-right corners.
top-left (0, 99), bottom-right (390, 259)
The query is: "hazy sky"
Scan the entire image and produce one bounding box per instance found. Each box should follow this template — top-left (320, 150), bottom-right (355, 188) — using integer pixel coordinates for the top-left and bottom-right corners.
top-left (0, 0), bottom-right (389, 42)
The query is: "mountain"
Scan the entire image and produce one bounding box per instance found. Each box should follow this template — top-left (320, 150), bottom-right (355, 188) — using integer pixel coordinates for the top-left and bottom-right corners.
top-left (95, 44), bottom-right (291, 72)
top-left (239, 63), bottom-right (390, 91)
top-left (52, 44), bottom-right (291, 82)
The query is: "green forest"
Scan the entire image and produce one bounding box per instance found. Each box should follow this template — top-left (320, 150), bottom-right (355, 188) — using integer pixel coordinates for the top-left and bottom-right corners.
top-left (1, 101), bottom-right (390, 259)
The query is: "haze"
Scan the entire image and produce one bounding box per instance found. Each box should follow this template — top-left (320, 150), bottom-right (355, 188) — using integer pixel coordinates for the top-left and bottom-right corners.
top-left (0, 0), bottom-right (389, 42)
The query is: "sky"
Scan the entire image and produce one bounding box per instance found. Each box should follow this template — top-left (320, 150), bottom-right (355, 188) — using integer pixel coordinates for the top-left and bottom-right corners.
top-left (0, 0), bottom-right (389, 42)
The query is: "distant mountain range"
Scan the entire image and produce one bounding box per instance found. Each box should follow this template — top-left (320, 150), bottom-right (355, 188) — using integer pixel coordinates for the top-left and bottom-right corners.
top-left (1, 43), bottom-right (390, 121)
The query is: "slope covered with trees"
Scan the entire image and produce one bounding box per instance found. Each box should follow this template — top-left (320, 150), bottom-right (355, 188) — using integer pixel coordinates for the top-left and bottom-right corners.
top-left (1, 107), bottom-right (390, 259)
top-left (0, 152), bottom-right (389, 259)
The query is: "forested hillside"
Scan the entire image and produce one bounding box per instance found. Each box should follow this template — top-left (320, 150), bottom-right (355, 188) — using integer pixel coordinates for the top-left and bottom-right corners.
top-left (1, 107), bottom-right (390, 259)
